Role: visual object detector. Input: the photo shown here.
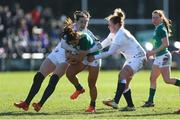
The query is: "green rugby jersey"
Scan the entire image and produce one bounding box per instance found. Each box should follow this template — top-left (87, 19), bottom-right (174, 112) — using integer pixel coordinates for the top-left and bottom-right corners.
top-left (153, 23), bottom-right (169, 56)
top-left (74, 33), bottom-right (99, 56)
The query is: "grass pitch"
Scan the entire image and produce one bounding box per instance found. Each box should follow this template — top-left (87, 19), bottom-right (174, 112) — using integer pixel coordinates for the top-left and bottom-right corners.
top-left (0, 70), bottom-right (180, 119)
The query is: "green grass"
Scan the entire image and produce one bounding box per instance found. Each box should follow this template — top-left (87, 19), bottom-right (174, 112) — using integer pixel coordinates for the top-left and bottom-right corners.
top-left (0, 70), bottom-right (180, 119)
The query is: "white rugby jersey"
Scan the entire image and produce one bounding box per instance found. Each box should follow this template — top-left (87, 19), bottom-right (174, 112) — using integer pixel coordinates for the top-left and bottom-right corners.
top-left (52, 41), bottom-right (65, 54)
top-left (95, 27), bottom-right (146, 60)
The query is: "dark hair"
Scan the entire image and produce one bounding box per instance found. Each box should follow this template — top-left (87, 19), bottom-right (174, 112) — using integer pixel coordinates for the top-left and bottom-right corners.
top-left (153, 10), bottom-right (172, 37)
top-left (73, 10), bottom-right (90, 21)
top-left (62, 18), bottom-right (80, 44)
top-left (106, 8), bottom-right (125, 25)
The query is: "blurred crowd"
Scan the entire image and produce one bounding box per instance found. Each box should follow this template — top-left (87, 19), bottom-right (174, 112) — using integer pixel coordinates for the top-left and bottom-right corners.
top-left (0, 3), bottom-right (66, 58)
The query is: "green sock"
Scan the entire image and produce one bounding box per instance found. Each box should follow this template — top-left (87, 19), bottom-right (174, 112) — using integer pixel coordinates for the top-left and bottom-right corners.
top-left (147, 88), bottom-right (156, 103)
top-left (175, 79), bottom-right (180, 86)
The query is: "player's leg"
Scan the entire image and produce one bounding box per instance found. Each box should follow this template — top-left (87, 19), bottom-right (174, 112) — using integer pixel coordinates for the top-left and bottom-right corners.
top-left (161, 66), bottom-right (180, 86)
top-left (32, 63), bottom-right (68, 112)
top-left (122, 76), bottom-right (135, 111)
top-left (160, 52), bottom-right (180, 86)
top-left (14, 58), bottom-right (55, 111)
top-left (85, 65), bottom-right (100, 113)
top-left (122, 57), bottom-right (145, 111)
top-left (66, 62), bottom-right (86, 99)
top-left (142, 65), bottom-right (160, 107)
top-left (103, 65), bottom-right (134, 109)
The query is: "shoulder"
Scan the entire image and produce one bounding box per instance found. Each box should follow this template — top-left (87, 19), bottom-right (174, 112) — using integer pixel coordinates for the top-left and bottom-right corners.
top-left (80, 33), bottom-right (92, 40)
top-left (156, 24), bottom-right (167, 32)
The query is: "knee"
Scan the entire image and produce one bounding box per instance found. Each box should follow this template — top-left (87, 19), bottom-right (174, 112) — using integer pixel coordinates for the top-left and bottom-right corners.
top-left (150, 76), bottom-right (156, 83)
top-left (88, 82), bottom-right (96, 89)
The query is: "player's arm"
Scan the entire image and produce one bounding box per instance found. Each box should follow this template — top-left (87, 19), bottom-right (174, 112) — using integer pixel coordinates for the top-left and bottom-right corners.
top-left (94, 43), bottom-right (119, 60)
top-left (154, 37), bottom-right (169, 53)
top-left (171, 50), bottom-right (180, 54)
top-left (147, 37), bottom-right (169, 57)
top-left (68, 50), bottom-right (87, 62)
top-left (87, 33), bottom-right (113, 53)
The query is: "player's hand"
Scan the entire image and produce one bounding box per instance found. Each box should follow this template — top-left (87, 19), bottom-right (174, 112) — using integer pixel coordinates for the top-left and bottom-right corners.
top-left (146, 51), bottom-right (155, 58)
top-left (171, 50), bottom-right (180, 55)
top-left (67, 58), bottom-right (78, 64)
top-left (87, 55), bottom-right (95, 62)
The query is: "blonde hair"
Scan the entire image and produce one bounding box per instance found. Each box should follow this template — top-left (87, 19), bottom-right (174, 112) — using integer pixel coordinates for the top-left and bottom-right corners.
top-left (106, 8), bottom-right (125, 25)
top-left (153, 10), bottom-right (172, 37)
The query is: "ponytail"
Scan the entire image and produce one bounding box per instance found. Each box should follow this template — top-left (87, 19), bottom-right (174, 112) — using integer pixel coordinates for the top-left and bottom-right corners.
top-left (106, 8), bottom-right (125, 25)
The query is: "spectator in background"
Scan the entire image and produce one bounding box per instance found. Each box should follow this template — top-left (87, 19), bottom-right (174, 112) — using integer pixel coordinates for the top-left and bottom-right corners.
top-left (31, 6), bottom-right (42, 27)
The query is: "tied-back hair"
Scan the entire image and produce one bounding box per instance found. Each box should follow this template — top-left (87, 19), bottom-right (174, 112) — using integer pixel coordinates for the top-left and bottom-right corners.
top-left (73, 10), bottom-right (90, 21)
top-left (106, 8), bottom-right (125, 25)
top-left (153, 10), bottom-right (172, 37)
top-left (62, 18), bottom-right (80, 44)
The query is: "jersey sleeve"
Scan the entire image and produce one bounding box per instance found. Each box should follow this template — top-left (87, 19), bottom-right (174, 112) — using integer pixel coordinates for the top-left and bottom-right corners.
top-left (94, 43), bottom-right (119, 59)
top-left (79, 34), bottom-right (93, 51)
top-left (101, 33), bottom-right (114, 48)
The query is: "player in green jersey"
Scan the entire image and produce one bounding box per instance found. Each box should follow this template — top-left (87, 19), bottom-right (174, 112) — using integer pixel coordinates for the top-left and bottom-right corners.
top-left (62, 18), bottom-right (101, 113)
top-left (142, 10), bottom-right (180, 107)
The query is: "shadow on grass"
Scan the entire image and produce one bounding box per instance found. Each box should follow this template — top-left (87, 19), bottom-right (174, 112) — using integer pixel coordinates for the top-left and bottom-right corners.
top-left (0, 112), bottom-right (49, 116)
top-left (47, 108), bottom-right (116, 115)
top-left (0, 108), bottom-right (116, 116)
top-left (122, 112), bottom-right (178, 117)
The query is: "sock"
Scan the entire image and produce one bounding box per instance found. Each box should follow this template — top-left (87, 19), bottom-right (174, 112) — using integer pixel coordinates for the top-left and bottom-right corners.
top-left (25, 72), bottom-right (45, 104)
top-left (123, 89), bottom-right (134, 107)
top-left (90, 101), bottom-right (96, 108)
top-left (175, 79), bottom-right (180, 86)
top-left (39, 74), bottom-right (59, 106)
top-left (75, 84), bottom-right (83, 91)
top-left (147, 88), bottom-right (156, 103)
top-left (113, 79), bottom-right (126, 104)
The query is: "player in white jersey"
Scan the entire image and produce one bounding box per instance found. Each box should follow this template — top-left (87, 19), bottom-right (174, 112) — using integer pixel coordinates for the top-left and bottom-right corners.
top-left (88, 8), bottom-right (146, 111)
top-left (14, 18), bottom-right (79, 113)
top-left (14, 39), bottom-right (69, 112)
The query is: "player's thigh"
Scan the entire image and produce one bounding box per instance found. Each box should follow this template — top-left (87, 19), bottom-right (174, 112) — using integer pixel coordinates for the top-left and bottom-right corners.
top-left (66, 62), bottom-right (86, 77)
top-left (88, 66), bottom-right (100, 87)
top-left (119, 65), bottom-right (134, 80)
top-left (150, 65), bottom-right (161, 81)
top-left (53, 62), bottom-right (69, 78)
top-left (160, 66), bottom-right (170, 81)
top-left (39, 58), bottom-right (55, 77)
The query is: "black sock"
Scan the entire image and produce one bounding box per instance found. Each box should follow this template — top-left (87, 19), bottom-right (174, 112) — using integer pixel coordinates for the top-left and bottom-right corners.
top-left (39, 74), bottom-right (59, 106)
top-left (147, 88), bottom-right (156, 103)
top-left (75, 84), bottom-right (83, 91)
top-left (25, 72), bottom-right (45, 104)
top-left (123, 89), bottom-right (134, 107)
top-left (175, 79), bottom-right (180, 86)
top-left (114, 80), bottom-right (126, 104)
top-left (90, 101), bottom-right (96, 108)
